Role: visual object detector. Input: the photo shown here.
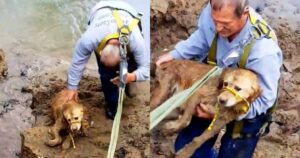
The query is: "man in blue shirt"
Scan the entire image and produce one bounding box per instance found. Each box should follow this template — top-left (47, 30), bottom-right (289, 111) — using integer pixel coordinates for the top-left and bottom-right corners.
top-left (156, 0), bottom-right (282, 157)
top-left (65, 0), bottom-right (150, 119)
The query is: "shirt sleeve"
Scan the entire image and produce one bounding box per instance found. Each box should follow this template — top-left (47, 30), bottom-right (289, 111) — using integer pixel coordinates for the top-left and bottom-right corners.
top-left (67, 34), bottom-right (95, 90)
top-left (129, 27), bottom-right (150, 81)
top-left (170, 5), bottom-right (210, 60)
top-left (238, 40), bottom-right (283, 120)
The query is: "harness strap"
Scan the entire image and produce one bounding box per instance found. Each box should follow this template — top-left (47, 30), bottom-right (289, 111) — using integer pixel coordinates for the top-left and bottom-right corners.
top-left (238, 39), bottom-right (256, 68)
top-left (96, 9), bottom-right (142, 54)
top-left (207, 34), bottom-right (218, 66)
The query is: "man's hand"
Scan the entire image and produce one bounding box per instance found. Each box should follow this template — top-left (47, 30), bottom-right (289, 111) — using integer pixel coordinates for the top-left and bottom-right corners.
top-left (156, 53), bottom-right (174, 67)
top-left (110, 73), bottom-right (136, 85)
top-left (195, 103), bottom-right (214, 119)
top-left (64, 89), bottom-right (78, 103)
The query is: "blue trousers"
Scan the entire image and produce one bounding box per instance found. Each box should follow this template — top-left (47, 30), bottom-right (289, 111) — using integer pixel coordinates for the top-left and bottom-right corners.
top-left (95, 53), bottom-right (137, 112)
top-left (175, 113), bottom-right (271, 158)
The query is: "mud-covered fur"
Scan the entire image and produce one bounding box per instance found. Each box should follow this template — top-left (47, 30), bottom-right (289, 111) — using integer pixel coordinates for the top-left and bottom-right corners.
top-left (176, 69), bottom-right (262, 158)
top-left (151, 60), bottom-right (218, 133)
top-left (46, 89), bottom-right (90, 149)
top-left (0, 49), bottom-right (8, 80)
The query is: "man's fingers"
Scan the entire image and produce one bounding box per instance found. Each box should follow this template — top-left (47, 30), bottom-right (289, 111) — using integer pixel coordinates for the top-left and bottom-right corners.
top-left (196, 105), bottom-right (213, 119)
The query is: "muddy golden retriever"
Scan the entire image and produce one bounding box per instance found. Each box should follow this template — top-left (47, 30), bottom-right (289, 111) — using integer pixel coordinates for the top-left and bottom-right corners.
top-left (151, 60), bottom-right (262, 157)
top-left (176, 68), bottom-right (262, 158)
top-left (46, 89), bottom-right (90, 149)
top-left (151, 60), bottom-right (218, 133)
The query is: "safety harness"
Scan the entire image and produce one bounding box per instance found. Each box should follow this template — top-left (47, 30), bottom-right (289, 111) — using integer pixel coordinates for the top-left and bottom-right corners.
top-left (96, 8), bottom-right (142, 55)
top-left (96, 8), bottom-right (142, 158)
top-left (206, 10), bottom-right (278, 138)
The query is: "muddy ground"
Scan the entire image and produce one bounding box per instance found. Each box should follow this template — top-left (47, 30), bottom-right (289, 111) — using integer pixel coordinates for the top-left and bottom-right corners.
top-left (150, 0), bottom-right (300, 157)
top-left (0, 49), bottom-right (149, 157)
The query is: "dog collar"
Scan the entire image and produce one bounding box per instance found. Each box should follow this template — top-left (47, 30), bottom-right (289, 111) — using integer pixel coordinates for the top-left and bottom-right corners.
top-left (222, 86), bottom-right (250, 113)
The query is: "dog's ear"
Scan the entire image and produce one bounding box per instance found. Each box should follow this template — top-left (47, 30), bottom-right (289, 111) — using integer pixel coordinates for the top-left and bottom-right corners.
top-left (82, 106), bottom-right (91, 123)
top-left (217, 79), bottom-right (224, 90)
top-left (248, 85), bottom-right (262, 102)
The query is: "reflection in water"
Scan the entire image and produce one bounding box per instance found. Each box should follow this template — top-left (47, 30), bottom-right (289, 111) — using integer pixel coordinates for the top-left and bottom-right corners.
top-left (0, 0), bottom-right (98, 60)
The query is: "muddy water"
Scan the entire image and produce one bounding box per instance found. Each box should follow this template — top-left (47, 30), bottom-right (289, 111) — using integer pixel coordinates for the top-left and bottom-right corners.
top-left (0, 0), bottom-right (149, 157)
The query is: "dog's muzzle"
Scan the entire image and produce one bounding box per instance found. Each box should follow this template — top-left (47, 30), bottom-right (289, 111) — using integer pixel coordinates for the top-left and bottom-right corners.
top-left (220, 86), bottom-right (250, 113)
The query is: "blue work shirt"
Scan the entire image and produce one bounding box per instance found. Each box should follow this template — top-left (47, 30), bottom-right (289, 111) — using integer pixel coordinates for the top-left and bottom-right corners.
top-left (170, 4), bottom-right (283, 119)
top-left (67, 0), bottom-right (150, 90)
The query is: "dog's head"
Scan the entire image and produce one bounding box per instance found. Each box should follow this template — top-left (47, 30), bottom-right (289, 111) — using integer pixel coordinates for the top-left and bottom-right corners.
top-left (217, 69), bottom-right (262, 108)
top-left (63, 101), bottom-right (86, 132)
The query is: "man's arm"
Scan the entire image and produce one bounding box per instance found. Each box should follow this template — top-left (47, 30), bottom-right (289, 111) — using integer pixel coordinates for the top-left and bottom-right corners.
top-left (68, 34), bottom-right (94, 90)
top-left (129, 27), bottom-right (150, 81)
top-left (238, 40), bottom-right (283, 120)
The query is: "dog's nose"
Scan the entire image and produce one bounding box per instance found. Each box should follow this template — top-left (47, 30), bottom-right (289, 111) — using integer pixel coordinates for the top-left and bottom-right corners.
top-left (218, 97), bottom-right (227, 105)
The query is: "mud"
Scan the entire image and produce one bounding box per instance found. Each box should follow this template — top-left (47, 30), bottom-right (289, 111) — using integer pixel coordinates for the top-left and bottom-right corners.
top-left (0, 49), bottom-right (149, 157)
top-left (20, 76), bottom-right (150, 158)
top-left (0, 49), bottom-right (8, 80)
top-left (151, 0), bottom-right (300, 157)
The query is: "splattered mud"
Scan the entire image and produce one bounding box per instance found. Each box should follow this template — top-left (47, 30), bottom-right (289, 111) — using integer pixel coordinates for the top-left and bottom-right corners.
top-left (150, 0), bottom-right (300, 157)
top-left (0, 50), bottom-right (150, 158)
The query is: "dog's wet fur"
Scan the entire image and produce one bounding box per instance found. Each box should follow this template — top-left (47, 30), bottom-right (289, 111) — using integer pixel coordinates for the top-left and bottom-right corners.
top-left (150, 60), bottom-right (262, 157)
top-left (45, 89), bottom-right (90, 149)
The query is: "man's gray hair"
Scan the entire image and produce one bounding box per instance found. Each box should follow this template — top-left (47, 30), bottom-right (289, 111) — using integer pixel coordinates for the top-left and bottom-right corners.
top-left (101, 44), bottom-right (120, 58)
top-left (210, 0), bottom-right (249, 17)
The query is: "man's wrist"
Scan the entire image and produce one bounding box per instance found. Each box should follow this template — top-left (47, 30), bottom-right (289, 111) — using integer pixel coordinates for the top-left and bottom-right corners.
top-left (67, 84), bottom-right (78, 90)
top-left (127, 73), bottom-right (136, 82)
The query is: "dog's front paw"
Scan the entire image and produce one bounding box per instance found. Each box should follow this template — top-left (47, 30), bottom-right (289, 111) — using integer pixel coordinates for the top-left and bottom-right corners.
top-left (45, 137), bottom-right (62, 147)
top-left (62, 137), bottom-right (71, 150)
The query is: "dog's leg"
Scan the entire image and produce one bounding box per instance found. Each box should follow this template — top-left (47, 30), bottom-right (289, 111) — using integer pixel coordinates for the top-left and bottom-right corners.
top-left (62, 136), bottom-right (72, 150)
top-left (81, 119), bottom-right (90, 137)
top-left (176, 109), bottom-right (236, 158)
top-left (163, 94), bottom-right (199, 134)
top-left (46, 119), bottom-right (64, 146)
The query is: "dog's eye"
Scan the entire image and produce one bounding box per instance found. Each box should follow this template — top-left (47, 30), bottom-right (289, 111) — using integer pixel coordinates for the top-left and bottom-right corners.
top-left (68, 119), bottom-right (71, 122)
top-left (234, 86), bottom-right (242, 91)
top-left (223, 82), bottom-right (228, 87)
top-left (75, 117), bottom-right (78, 120)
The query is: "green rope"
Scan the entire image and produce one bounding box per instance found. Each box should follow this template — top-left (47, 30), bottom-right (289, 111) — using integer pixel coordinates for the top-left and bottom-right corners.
top-left (107, 87), bottom-right (125, 158)
top-left (150, 66), bottom-right (222, 130)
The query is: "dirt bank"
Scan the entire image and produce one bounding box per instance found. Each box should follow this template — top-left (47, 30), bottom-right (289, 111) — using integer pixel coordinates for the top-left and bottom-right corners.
top-left (0, 45), bottom-right (150, 157)
top-left (150, 0), bottom-right (300, 157)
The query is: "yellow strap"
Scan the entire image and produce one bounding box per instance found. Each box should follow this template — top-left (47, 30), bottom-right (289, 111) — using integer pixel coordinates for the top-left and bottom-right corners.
top-left (222, 86), bottom-right (250, 113)
top-left (128, 18), bottom-right (140, 32)
top-left (249, 9), bottom-right (276, 41)
top-left (112, 10), bottom-right (141, 35)
top-left (232, 121), bottom-right (244, 139)
top-left (207, 34), bottom-right (218, 65)
top-left (69, 133), bottom-right (76, 149)
top-left (97, 10), bottom-right (141, 53)
top-left (208, 11), bottom-right (276, 67)
top-left (239, 40), bottom-right (256, 68)
top-left (112, 10), bottom-right (127, 33)
top-left (97, 33), bottom-right (120, 54)
top-left (207, 104), bottom-right (219, 131)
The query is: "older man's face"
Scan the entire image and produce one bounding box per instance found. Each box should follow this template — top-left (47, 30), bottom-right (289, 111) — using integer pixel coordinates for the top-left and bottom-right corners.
top-left (211, 2), bottom-right (248, 39)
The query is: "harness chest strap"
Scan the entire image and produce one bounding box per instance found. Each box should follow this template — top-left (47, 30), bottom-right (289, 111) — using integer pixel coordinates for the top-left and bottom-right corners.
top-left (207, 9), bottom-right (276, 68)
top-left (96, 9), bottom-right (142, 54)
